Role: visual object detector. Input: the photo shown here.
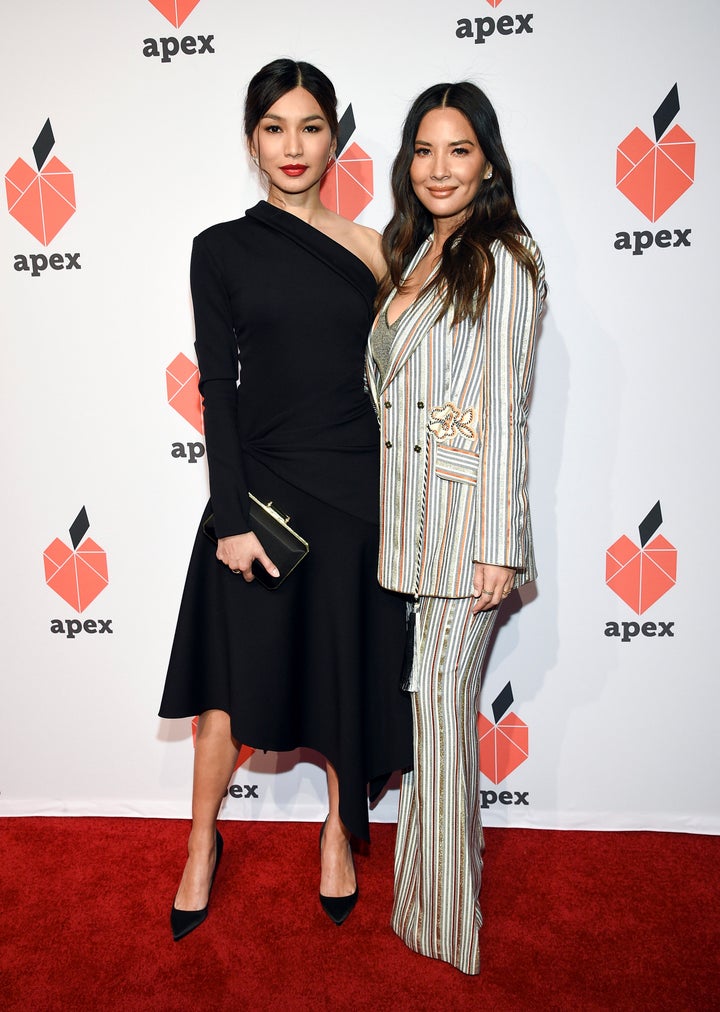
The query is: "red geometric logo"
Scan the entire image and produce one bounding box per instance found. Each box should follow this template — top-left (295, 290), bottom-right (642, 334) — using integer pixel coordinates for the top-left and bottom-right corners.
top-left (606, 501), bottom-right (677, 614)
top-left (166, 352), bottom-right (204, 434)
top-left (191, 717), bottom-right (254, 772)
top-left (320, 105), bottom-right (373, 221)
top-left (485, 0), bottom-right (504, 6)
top-left (43, 508), bottom-right (108, 613)
top-left (5, 120), bottom-right (76, 245)
top-left (147, 0), bottom-right (202, 27)
top-left (616, 84), bottom-right (695, 222)
top-left (478, 682), bottom-right (529, 784)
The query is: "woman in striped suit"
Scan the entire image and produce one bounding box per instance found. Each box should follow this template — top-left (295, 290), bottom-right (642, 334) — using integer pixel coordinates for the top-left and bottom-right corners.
top-left (367, 82), bottom-right (546, 974)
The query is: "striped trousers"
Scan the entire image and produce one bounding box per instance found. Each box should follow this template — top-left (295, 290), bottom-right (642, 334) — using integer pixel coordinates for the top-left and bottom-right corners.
top-left (392, 596), bottom-right (499, 975)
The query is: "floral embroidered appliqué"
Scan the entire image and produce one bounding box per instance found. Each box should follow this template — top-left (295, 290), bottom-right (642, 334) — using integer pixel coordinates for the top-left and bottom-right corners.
top-left (428, 402), bottom-right (477, 441)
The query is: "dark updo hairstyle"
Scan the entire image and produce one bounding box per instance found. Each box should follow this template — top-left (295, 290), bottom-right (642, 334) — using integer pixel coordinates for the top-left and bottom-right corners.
top-left (244, 58), bottom-right (339, 144)
top-left (378, 81), bottom-right (539, 323)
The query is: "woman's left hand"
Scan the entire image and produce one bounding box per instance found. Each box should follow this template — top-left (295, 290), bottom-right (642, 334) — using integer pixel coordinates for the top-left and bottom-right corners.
top-left (471, 562), bottom-right (516, 613)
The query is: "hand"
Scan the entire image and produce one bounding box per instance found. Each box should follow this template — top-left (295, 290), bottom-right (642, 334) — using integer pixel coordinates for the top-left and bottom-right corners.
top-left (471, 562), bottom-right (515, 613)
top-left (216, 531), bottom-right (279, 583)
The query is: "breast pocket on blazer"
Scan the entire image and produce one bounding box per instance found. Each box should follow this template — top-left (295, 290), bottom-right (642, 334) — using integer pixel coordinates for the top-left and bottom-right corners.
top-left (433, 443), bottom-right (479, 485)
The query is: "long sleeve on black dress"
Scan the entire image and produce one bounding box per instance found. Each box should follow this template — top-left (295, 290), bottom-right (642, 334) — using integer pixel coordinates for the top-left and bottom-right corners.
top-left (190, 233), bottom-right (250, 538)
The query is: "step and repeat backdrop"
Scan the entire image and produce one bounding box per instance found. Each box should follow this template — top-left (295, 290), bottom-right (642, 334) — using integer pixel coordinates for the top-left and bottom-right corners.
top-left (2, 0), bottom-right (718, 832)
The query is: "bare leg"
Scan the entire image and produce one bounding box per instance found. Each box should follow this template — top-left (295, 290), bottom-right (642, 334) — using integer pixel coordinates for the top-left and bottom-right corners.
top-left (173, 709), bottom-right (239, 911)
top-left (319, 761), bottom-right (356, 897)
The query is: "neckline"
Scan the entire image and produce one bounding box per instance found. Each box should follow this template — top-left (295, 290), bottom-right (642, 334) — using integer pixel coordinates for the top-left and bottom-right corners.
top-left (384, 302), bottom-right (411, 330)
top-left (385, 236), bottom-right (436, 326)
top-left (253, 200), bottom-right (378, 288)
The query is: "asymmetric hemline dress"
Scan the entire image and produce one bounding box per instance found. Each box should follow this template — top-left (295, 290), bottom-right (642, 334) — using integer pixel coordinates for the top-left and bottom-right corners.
top-left (159, 201), bottom-right (413, 841)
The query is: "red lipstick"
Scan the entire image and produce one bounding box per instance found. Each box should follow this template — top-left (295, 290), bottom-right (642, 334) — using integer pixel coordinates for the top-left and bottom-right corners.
top-left (280, 164), bottom-right (308, 176)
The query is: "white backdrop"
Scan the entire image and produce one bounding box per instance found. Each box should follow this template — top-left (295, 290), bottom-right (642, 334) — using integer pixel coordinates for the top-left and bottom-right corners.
top-left (2, 0), bottom-right (718, 833)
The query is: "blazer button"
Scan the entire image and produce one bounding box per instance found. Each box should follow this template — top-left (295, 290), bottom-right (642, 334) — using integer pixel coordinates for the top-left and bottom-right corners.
top-left (384, 400), bottom-right (392, 409)
top-left (385, 440), bottom-right (392, 449)
top-left (413, 445), bottom-right (422, 453)
top-left (417, 401), bottom-right (424, 409)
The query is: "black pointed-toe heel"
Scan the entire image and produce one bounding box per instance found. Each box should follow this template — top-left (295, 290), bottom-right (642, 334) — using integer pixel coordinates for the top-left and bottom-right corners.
top-left (318, 818), bottom-right (358, 926)
top-left (171, 829), bottom-right (224, 942)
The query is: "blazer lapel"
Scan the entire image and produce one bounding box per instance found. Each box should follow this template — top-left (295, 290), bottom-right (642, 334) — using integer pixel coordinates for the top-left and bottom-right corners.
top-left (379, 238), bottom-right (446, 391)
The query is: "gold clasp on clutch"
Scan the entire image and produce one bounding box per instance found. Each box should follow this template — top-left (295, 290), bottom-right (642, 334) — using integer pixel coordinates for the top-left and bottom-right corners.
top-left (264, 501), bottom-right (291, 525)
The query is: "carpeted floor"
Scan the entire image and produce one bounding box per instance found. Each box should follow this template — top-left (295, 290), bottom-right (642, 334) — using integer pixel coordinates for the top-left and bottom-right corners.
top-left (0, 818), bottom-right (717, 1010)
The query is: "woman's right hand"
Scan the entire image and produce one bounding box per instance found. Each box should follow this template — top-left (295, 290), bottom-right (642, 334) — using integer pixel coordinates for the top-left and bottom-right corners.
top-left (216, 532), bottom-right (279, 583)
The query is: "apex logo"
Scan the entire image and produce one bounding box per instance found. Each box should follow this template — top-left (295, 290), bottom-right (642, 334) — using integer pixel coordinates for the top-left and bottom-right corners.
top-left (606, 501), bottom-right (677, 615)
top-left (320, 106), bottom-right (373, 221)
top-left (43, 507), bottom-right (108, 612)
top-left (456, 5), bottom-right (534, 44)
top-left (148, 0), bottom-right (201, 27)
top-left (167, 353), bottom-right (204, 434)
top-left (616, 85), bottom-right (695, 222)
top-left (143, 0), bottom-right (214, 63)
top-left (5, 120), bottom-right (76, 245)
top-left (167, 352), bottom-right (206, 464)
top-left (478, 682), bottom-right (529, 784)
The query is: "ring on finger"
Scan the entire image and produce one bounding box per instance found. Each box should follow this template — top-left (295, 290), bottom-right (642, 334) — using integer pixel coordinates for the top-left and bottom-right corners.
top-left (481, 589), bottom-right (493, 597)
top-left (231, 569), bottom-right (242, 574)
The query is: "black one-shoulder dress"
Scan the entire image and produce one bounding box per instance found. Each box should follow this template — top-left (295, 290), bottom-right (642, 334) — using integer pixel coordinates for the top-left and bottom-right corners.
top-left (159, 201), bottom-right (413, 841)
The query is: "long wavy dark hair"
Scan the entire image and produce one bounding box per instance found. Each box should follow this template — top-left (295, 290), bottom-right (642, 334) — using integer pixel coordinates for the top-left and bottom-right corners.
top-left (378, 81), bottom-right (539, 323)
top-left (244, 58), bottom-right (339, 144)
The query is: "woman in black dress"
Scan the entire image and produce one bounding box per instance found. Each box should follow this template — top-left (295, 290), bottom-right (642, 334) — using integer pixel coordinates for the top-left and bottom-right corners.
top-left (159, 59), bottom-right (412, 940)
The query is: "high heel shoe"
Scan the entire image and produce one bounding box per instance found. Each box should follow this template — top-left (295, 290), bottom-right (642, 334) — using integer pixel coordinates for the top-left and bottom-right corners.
top-left (319, 818), bottom-right (358, 926)
top-left (170, 829), bottom-right (223, 941)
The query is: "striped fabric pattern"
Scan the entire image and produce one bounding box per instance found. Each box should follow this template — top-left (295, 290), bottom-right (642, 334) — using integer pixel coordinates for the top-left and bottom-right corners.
top-left (369, 236), bottom-right (545, 973)
top-left (366, 236), bottom-right (545, 598)
top-left (392, 597), bottom-right (499, 975)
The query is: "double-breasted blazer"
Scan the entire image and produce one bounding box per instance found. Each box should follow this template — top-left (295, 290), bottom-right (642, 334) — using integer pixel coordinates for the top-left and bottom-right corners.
top-left (366, 235), bottom-right (546, 599)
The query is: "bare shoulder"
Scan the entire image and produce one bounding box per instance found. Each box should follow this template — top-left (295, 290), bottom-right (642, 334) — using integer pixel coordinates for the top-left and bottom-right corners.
top-left (349, 222), bottom-right (385, 282)
top-left (321, 211), bottom-right (385, 281)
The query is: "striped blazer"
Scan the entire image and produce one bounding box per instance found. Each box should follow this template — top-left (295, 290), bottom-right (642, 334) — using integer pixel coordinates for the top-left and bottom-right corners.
top-left (366, 235), bottom-right (546, 598)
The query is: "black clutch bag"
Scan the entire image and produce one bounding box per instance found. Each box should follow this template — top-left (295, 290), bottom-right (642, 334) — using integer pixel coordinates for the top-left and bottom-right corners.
top-left (202, 494), bottom-right (309, 590)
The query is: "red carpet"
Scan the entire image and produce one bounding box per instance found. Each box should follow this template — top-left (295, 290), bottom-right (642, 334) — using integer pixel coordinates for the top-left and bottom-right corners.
top-left (0, 819), bottom-right (718, 1010)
